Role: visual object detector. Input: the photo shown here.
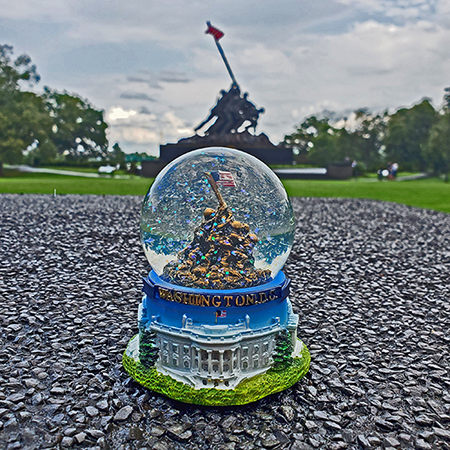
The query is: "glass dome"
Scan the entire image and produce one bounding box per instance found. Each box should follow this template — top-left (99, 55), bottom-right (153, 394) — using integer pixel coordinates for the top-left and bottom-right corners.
top-left (141, 147), bottom-right (295, 290)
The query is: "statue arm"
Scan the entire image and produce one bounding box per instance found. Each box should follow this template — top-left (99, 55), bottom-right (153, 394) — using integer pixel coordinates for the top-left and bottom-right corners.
top-left (195, 112), bottom-right (215, 132)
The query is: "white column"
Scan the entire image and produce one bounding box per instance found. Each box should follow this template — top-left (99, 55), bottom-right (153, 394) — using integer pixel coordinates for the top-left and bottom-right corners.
top-left (219, 351), bottom-right (224, 375)
top-left (207, 350), bottom-right (212, 375)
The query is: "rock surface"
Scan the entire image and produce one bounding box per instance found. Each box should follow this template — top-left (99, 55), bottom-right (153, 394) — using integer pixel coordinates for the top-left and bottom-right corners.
top-left (1, 194), bottom-right (449, 450)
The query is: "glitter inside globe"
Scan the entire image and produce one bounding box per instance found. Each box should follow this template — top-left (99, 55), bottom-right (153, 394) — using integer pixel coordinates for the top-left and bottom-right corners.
top-left (140, 147), bottom-right (295, 289)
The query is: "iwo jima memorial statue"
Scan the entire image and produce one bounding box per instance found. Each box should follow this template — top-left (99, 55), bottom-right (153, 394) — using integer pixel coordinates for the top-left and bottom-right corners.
top-left (156, 22), bottom-right (293, 166)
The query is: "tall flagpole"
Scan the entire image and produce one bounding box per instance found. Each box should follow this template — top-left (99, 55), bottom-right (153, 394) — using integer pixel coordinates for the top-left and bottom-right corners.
top-left (206, 21), bottom-right (238, 87)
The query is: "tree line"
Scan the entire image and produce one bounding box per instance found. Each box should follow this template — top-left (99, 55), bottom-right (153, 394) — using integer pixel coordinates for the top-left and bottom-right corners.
top-left (0, 44), bottom-right (124, 173)
top-left (283, 90), bottom-right (450, 180)
top-left (2, 44), bottom-right (450, 180)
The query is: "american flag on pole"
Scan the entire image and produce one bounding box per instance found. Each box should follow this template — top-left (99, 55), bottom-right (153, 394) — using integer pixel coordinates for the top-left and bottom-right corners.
top-left (206, 23), bottom-right (224, 41)
top-left (216, 310), bottom-right (227, 318)
top-left (211, 171), bottom-right (236, 187)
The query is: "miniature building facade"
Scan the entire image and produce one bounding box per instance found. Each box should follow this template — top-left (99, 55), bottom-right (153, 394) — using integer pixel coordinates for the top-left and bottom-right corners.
top-left (138, 289), bottom-right (298, 389)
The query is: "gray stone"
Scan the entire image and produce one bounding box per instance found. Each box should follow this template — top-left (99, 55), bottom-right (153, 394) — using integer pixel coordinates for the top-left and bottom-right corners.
top-left (96, 400), bottom-right (109, 411)
top-left (433, 427), bottom-right (450, 440)
top-left (129, 425), bottom-right (144, 440)
top-left (167, 424), bottom-right (192, 442)
top-left (415, 439), bottom-right (432, 450)
top-left (6, 393), bottom-right (25, 403)
top-left (64, 428), bottom-right (77, 437)
top-left (74, 432), bottom-right (87, 444)
top-left (356, 435), bottom-right (370, 449)
top-left (86, 406), bottom-right (99, 417)
top-left (383, 437), bottom-right (400, 448)
top-left (415, 415), bottom-right (434, 426)
top-left (280, 405), bottom-right (295, 422)
top-left (150, 425), bottom-right (165, 437)
top-left (113, 406), bottom-right (133, 422)
top-left (61, 437), bottom-right (74, 447)
top-left (86, 429), bottom-right (105, 439)
top-left (313, 411), bottom-right (328, 420)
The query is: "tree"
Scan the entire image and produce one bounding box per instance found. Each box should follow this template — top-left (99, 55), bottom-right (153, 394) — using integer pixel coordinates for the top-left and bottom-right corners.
top-left (349, 109), bottom-right (386, 171)
top-left (0, 44), bottom-right (40, 90)
top-left (272, 329), bottom-right (293, 369)
top-left (423, 88), bottom-right (450, 182)
top-left (283, 111), bottom-right (385, 170)
top-left (383, 99), bottom-right (438, 172)
top-left (139, 328), bottom-right (159, 369)
top-left (284, 116), bottom-right (340, 166)
top-left (109, 142), bottom-right (125, 166)
top-left (42, 87), bottom-right (108, 161)
top-left (0, 45), bottom-right (55, 169)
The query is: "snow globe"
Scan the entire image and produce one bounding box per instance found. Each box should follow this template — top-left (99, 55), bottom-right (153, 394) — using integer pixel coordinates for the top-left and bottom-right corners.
top-left (123, 147), bottom-right (310, 405)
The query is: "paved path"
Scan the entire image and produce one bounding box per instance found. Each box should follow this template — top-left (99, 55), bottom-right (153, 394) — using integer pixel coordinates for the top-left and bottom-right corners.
top-left (5, 164), bottom-right (134, 179)
top-left (6, 164), bottom-right (429, 183)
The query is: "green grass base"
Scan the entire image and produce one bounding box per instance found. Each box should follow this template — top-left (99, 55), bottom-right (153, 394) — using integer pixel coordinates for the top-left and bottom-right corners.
top-left (122, 338), bottom-right (310, 406)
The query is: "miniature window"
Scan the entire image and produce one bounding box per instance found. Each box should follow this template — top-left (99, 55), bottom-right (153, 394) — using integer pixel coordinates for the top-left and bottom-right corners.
top-left (184, 361), bottom-right (189, 368)
top-left (254, 360), bottom-right (259, 369)
top-left (242, 347), bottom-right (248, 357)
top-left (201, 350), bottom-right (208, 361)
top-left (202, 363), bottom-right (208, 371)
top-left (264, 356), bottom-right (269, 365)
top-left (172, 344), bottom-right (178, 354)
top-left (163, 354), bottom-right (168, 364)
top-left (263, 343), bottom-right (269, 353)
top-left (223, 364), bottom-right (230, 372)
top-left (173, 357), bottom-right (178, 366)
top-left (223, 351), bottom-right (231, 361)
top-left (213, 364), bottom-right (219, 373)
top-left (163, 341), bottom-right (168, 350)
top-left (243, 361), bottom-right (248, 369)
top-left (233, 360), bottom-right (237, 369)
top-left (212, 351), bottom-right (219, 361)
top-left (183, 345), bottom-right (189, 355)
top-left (254, 345), bottom-right (259, 354)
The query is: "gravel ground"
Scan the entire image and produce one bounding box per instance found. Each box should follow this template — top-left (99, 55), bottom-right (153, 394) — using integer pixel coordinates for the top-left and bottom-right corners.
top-left (1, 194), bottom-right (450, 450)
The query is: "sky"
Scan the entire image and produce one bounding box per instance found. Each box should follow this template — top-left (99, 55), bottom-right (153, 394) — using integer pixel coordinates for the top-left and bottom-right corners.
top-left (1, 0), bottom-right (450, 156)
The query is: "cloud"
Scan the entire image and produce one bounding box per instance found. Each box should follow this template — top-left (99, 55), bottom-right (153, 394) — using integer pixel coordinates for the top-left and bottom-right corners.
top-left (126, 70), bottom-right (191, 90)
top-left (126, 75), bottom-right (162, 90)
top-left (120, 92), bottom-right (156, 102)
top-left (108, 107), bottom-right (137, 121)
top-left (158, 70), bottom-right (191, 83)
top-left (105, 105), bottom-right (191, 155)
top-left (139, 106), bottom-right (152, 114)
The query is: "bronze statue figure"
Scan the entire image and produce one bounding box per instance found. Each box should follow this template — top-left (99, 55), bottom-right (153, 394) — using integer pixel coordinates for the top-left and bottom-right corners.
top-left (195, 84), bottom-right (265, 136)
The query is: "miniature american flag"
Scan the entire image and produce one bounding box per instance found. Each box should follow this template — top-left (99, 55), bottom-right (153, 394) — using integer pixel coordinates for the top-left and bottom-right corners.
top-left (211, 171), bottom-right (236, 187)
top-left (206, 23), bottom-right (224, 41)
top-left (216, 310), bottom-right (227, 318)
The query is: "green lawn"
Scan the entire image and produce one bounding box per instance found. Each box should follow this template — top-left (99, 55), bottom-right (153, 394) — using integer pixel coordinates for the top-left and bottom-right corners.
top-left (0, 172), bottom-right (151, 196)
top-left (282, 178), bottom-right (450, 213)
top-left (0, 172), bottom-right (449, 213)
